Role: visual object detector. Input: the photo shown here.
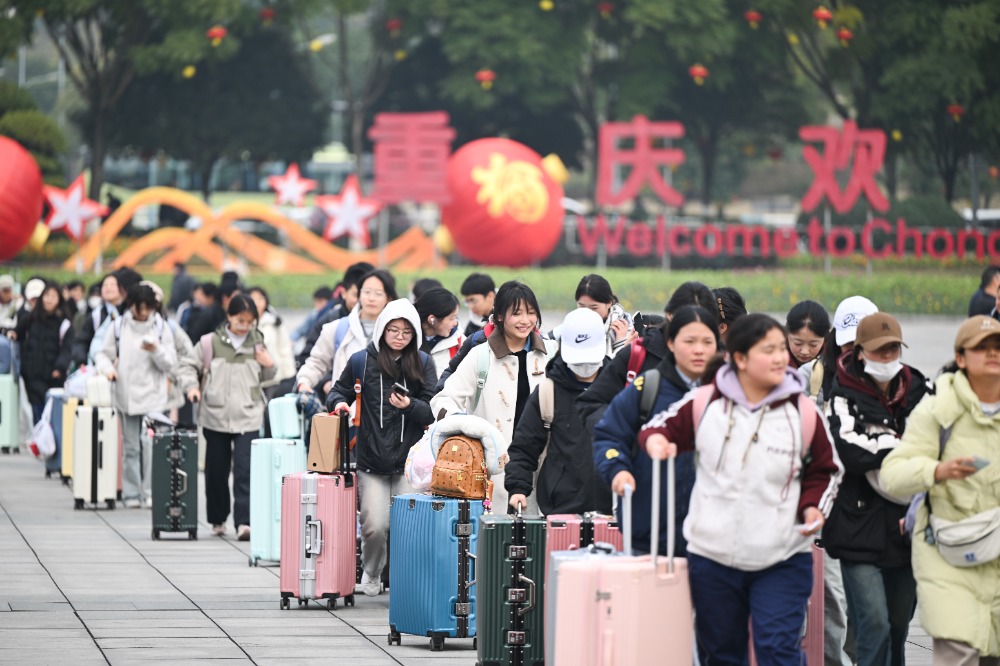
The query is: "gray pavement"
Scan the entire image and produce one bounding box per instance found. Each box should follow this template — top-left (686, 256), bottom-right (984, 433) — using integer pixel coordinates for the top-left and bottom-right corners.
top-left (0, 313), bottom-right (962, 665)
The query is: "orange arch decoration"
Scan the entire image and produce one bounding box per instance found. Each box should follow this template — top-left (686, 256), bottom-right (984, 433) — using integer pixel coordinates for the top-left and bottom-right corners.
top-left (65, 187), bottom-right (444, 273)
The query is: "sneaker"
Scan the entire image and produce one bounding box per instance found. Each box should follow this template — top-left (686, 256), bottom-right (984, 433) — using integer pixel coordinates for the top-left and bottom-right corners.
top-left (141, 497), bottom-right (153, 509)
top-left (123, 498), bottom-right (141, 509)
top-left (237, 525), bottom-right (250, 541)
top-left (359, 572), bottom-right (381, 597)
top-left (211, 524), bottom-right (226, 536)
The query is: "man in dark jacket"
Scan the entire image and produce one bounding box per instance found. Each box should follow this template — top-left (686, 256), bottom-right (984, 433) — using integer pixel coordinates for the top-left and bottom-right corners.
top-left (506, 309), bottom-right (612, 515)
top-left (968, 265), bottom-right (1000, 316)
top-left (167, 262), bottom-right (196, 313)
top-left (184, 282), bottom-right (226, 343)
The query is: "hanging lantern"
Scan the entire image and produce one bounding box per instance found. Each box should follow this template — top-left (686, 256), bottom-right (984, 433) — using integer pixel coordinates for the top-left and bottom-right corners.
top-left (475, 69), bottom-right (496, 90)
top-left (597, 2), bottom-right (614, 19)
top-left (688, 63), bottom-right (709, 86)
top-left (0, 137), bottom-right (45, 262)
top-left (812, 6), bottom-right (832, 29)
top-left (891, 129), bottom-right (903, 142)
top-left (947, 104), bottom-right (965, 122)
top-left (836, 27), bottom-right (853, 46)
top-left (385, 18), bottom-right (402, 37)
top-left (259, 8), bottom-right (275, 25)
top-left (206, 25), bottom-right (228, 47)
top-left (539, 0), bottom-right (554, 10)
top-left (989, 165), bottom-right (999, 180)
top-left (182, 65), bottom-right (196, 79)
top-left (744, 9), bottom-right (762, 29)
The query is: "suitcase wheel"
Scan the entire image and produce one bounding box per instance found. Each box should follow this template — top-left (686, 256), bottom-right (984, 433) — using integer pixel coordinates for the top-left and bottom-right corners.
top-left (117, 491), bottom-right (123, 501)
top-left (473, 638), bottom-right (477, 650)
top-left (300, 599), bottom-right (307, 607)
top-left (45, 470), bottom-right (52, 479)
top-left (280, 597), bottom-right (290, 610)
top-left (388, 628), bottom-right (401, 646)
top-left (106, 500), bottom-right (115, 510)
top-left (61, 477), bottom-right (70, 487)
top-left (152, 529), bottom-right (160, 540)
top-left (429, 636), bottom-right (444, 651)
top-left (327, 598), bottom-right (336, 610)
top-left (188, 530), bottom-right (197, 541)
top-left (74, 499), bottom-right (84, 510)
top-left (1, 446), bottom-right (9, 455)
top-left (249, 557), bottom-right (255, 567)
top-left (345, 594), bottom-right (355, 607)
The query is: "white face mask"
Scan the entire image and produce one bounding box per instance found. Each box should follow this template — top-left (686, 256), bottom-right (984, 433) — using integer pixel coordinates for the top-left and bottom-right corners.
top-left (88, 296), bottom-right (102, 310)
top-left (568, 361), bottom-right (602, 378)
top-left (864, 358), bottom-right (903, 383)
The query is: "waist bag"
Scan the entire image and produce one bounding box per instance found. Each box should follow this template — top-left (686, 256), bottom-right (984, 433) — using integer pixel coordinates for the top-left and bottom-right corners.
top-left (431, 434), bottom-right (489, 499)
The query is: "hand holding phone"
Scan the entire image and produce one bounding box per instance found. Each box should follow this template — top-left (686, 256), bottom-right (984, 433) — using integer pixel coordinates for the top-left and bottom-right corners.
top-left (972, 456), bottom-right (991, 471)
top-left (391, 382), bottom-right (410, 397)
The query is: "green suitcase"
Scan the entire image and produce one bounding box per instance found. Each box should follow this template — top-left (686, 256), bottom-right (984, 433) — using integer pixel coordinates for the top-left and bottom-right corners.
top-left (476, 513), bottom-right (547, 666)
top-left (151, 429), bottom-right (198, 540)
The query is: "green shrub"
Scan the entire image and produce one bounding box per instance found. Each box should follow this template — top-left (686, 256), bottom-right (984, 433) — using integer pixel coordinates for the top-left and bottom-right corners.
top-left (0, 109), bottom-right (67, 185)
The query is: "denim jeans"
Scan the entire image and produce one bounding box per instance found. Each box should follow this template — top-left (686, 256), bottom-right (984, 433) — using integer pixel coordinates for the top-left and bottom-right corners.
top-left (840, 562), bottom-right (916, 666)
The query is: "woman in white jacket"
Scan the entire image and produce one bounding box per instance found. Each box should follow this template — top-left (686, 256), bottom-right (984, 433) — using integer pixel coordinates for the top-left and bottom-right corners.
top-left (431, 281), bottom-right (553, 513)
top-left (249, 287), bottom-right (296, 397)
top-left (414, 287), bottom-right (463, 377)
top-left (96, 283), bottom-right (176, 508)
top-left (296, 270), bottom-right (395, 398)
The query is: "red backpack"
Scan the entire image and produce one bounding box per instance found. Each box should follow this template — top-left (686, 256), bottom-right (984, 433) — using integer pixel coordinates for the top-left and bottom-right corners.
top-left (625, 338), bottom-right (646, 386)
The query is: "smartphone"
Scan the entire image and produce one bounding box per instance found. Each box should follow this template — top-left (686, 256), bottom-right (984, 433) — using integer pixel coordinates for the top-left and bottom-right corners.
top-left (254, 342), bottom-right (264, 353)
top-left (971, 456), bottom-right (990, 471)
top-left (392, 382), bottom-right (410, 397)
top-left (633, 312), bottom-right (646, 336)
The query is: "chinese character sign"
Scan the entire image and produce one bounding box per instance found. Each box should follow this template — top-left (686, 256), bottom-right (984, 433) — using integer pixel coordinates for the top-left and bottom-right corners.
top-left (596, 115), bottom-right (685, 207)
top-left (800, 121), bottom-right (889, 214)
top-left (368, 111), bottom-right (456, 204)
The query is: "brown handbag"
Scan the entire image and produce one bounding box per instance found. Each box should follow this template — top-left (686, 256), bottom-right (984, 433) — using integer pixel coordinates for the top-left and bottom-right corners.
top-left (430, 435), bottom-right (490, 500)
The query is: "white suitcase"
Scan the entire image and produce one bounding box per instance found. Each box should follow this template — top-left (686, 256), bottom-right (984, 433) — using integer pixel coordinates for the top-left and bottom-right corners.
top-left (73, 406), bottom-right (120, 510)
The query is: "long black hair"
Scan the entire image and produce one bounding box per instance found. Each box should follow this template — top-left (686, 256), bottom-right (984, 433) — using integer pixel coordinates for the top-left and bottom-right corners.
top-left (786, 300), bottom-right (831, 338)
top-left (492, 281), bottom-right (542, 338)
top-left (414, 287), bottom-right (459, 324)
top-left (575, 274), bottom-right (618, 305)
top-left (248, 286), bottom-right (282, 326)
top-left (226, 293), bottom-right (259, 320)
top-left (665, 305), bottom-right (720, 375)
top-left (359, 269), bottom-right (399, 303)
top-left (725, 313), bottom-right (786, 370)
top-left (29, 280), bottom-right (69, 322)
top-left (376, 316), bottom-right (425, 386)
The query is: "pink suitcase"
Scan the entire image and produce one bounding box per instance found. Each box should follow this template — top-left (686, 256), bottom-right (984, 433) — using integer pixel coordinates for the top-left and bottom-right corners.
top-left (279, 418), bottom-right (356, 610)
top-left (545, 513), bottom-right (623, 574)
top-left (552, 458), bottom-right (694, 666)
top-left (749, 543), bottom-right (825, 665)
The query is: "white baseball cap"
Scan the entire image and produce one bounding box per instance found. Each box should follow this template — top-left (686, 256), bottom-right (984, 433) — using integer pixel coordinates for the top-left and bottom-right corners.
top-left (23, 278), bottom-right (45, 301)
top-left (833, 296), bottom-right (879, 346)
top-left (560, 308), bottom-right (607, 364)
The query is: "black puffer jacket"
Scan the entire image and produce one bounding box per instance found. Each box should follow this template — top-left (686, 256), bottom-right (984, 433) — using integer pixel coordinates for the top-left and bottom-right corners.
top-left (823, 354), bottom-right (931, 567)
top-left (576, 323), bottom-right (669, 430)
top-left (17, 311), bottom-right (74, 405)
top-left (505, 356), bottom-right (613, 515)
top-left (327, 342), bottom-right (437, 476)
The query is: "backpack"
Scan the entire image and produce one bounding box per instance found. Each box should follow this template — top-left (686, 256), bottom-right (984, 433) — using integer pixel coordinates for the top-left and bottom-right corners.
top-left (903, 425), bottom-right (953, 538)
top-left (470, 338), bottom-right (558, 413)
top-left (430, 434), bottom-right (489, 499)
top-left (625, 338), bottom-right (647, 386)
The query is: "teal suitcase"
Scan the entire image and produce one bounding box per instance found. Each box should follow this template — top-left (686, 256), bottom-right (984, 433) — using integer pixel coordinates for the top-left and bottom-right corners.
top-left (0, 374), bottom-right (19, 454)
top-left (151, 429), bottom-right (198, 540)
top-left (249, 437), bottom-right (306, 566)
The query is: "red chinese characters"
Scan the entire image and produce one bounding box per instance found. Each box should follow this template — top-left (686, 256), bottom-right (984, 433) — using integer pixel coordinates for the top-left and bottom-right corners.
top-left (596, 115), bottom-right (685, 207)
top-left (800, 121), bottom-right (889, 214)
top-left (367, 112), bottom-right (456, 204)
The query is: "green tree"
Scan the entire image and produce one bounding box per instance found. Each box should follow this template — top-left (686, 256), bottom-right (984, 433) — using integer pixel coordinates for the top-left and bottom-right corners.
top-left (0, 81), bottom-right (66, 184)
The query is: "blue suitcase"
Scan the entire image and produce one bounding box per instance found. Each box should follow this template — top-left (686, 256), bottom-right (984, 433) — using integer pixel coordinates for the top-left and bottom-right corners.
top-left (249, 437), bottom-right (307, 566)
top-left (45, 389), bottom-right (65, 478)
top-left (267, 395), bottom-right (302, 440)
top-left (388, 494), bottom-right (483, 650)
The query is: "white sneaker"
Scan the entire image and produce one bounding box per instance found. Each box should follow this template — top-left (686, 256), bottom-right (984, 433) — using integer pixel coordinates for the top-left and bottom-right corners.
top-left (359, 572), bottom-right (381, 597)
top-left (237, 525), bottom-right (250, 541)
top-left (123, 498), bottom-right (141, 509)
top-left (141, 497), bottom-right (153, 509)
top-left (211, 524), bottom-right (226, 536)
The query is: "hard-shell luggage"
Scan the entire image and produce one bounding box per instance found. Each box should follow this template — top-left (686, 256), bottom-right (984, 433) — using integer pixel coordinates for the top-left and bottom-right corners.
top-left (279, 416), bottom-right (356, 609)
top-left (45, 389), bottom-right (65, 478)
top-left (544, 513), bottom-right (622, 573)
top-left (151, 429), bottom-right (198, 540)
top-left (250, 437), bottom-right (306, 566)
top-left (72, 406), bottom-right (120, 510)
top-left (0, 373), bottom-right (19, 454)
top-left (476, 511), bottom-right (547, 666)
top-left (388, 494), bottom-right (484, 650)
top-left (267, 394), bottom-right (302, 440)
top-left (60, 397), bottom-right (83, 484)
top-left (552, 457), bottom-right (693, 666)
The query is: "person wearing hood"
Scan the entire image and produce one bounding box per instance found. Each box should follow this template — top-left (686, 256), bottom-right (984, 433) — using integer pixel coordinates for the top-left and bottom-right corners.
top-left (96, 283), bottom-right (176, 508)
top-left (183, 294), bottom-right (276, 541)
top-left (823, 312), bottom-right (931, 666)
top-left (328, 298), bottom-right (437, 597)
top-left (640, 313), bottom-right (842, 665)
top-left (506, 308), bottom-right (613, 515)
top-left (591, 305), bottom-right (718, 555)
top-left (414, 287), bottom-right (463, 378)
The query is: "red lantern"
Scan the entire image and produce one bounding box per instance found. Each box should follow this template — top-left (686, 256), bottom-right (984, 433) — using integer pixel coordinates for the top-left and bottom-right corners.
top-left (206, 25), bottom-right (228, 47)
top-left (597, 2), bottom-right (614, 19)
top-left (744, 9), bottom-right (762, 29)
top-left (947, 104), bottom-right (965, 122)
top-left (989, 165), bottom-right (999, 180)
top-left (475, 69), bottom-right (496, 90)
top-left (836, 27), bottom-right (853, 46)
top-left (688, 63), bottom-right (709, 85)
top-left (0, 137), bottom-right (44, 261)
top-left (812, 6), bottom-right (832, 29)
top-left (441, 138), bottom-right (565, 267)
top-left (259, 8), bottom-right (275, 25)
top-left (385, 18), bottom-right (402, 37)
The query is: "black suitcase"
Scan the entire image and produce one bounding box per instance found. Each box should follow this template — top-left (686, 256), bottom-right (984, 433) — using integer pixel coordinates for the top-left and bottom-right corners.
top-left (151, 429), bottom-right (198, 540)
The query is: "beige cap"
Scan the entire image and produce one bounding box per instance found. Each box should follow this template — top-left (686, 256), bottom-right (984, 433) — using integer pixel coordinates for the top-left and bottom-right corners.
top-left (954, 315), bottom-right (1000, 352)
top-left (854, 312), bottom-right (906, 351)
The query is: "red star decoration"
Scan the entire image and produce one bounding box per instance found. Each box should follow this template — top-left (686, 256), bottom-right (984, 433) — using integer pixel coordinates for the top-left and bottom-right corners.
top-left (267, 163), bottom-right (317, 207)
top-left (43, 174), bottom-right (108, 242)
top-left (316, 175), bottom-right (382, 247)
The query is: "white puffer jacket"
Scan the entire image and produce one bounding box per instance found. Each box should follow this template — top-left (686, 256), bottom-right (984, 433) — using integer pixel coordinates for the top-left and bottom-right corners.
top-left (95, 312), bottom-right (176, 416)
top-left (295, 306), bottom-right (370, 391)
top-left (425, 328), bottom-right (463, 378)
top-left (257, 309), bottom-right (295, 388)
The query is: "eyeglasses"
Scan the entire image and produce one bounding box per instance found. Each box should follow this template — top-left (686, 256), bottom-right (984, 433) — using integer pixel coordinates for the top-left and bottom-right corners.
top-left (386, 327), bottom-right (414, 339)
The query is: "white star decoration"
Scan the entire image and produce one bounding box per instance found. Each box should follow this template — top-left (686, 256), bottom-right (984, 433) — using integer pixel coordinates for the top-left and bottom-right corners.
top-left (267, 163), bottom-right (317, 207)
top-left (44, 175), bottom-right (108, 242)
top-left (316, 175), bottom-right (382, 247)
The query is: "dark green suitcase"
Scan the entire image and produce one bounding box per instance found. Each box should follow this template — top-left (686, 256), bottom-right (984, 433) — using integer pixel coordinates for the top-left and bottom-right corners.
top-left (151, 430), bottom-right (198, 540)
top-left (476, 513), bottom-right (546, 666)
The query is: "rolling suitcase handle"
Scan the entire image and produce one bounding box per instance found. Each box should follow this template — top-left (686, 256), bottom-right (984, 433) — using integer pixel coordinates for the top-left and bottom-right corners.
top-left (305, 518), bottom-right (323, 557)
top-left (648, 456), bottom-right (677, 573)
top-left (334, 407), bottom-right (354, 487)
top-left (622, 484), bottom-right (633, 555)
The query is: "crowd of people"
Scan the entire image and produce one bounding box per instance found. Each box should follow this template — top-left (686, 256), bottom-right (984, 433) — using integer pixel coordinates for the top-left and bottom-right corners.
top-left (2, 261), bottom-right (999, 666)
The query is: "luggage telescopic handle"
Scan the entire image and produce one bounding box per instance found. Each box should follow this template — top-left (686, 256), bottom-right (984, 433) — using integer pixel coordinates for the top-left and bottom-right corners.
top-left (516, 574), bottom-right (536, 617)
top-left (305, 519), bottom-right (323, 557)
top-left (338, 409), bottom-right (350, 476)
top-left (648, 456), bottom-right (676, 573)
top-left (622, 484), bottom-right (633, 556)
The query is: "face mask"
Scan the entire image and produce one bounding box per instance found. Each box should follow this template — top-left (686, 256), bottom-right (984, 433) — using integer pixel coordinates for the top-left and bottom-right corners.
top-left (568, 361), bottom-right (602, 378)
top-left (88, 296), bottom-right (102, 310)
top-left (864, 358), bottom-right (903, 383)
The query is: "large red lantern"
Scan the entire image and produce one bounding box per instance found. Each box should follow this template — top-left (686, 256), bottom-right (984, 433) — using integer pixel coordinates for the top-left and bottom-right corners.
top-left (441, 138), bottom-right (565, 267)
top-left (0, 137), bottom-right (44, 261)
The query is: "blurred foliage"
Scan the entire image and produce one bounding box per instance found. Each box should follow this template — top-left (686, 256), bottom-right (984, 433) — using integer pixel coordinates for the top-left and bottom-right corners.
top-left (0, 82), bottom-right (67, 185)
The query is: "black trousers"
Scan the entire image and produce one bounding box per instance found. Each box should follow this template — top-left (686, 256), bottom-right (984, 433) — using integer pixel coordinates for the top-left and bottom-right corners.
top-left (203, 428), bottom-right (255, 527)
